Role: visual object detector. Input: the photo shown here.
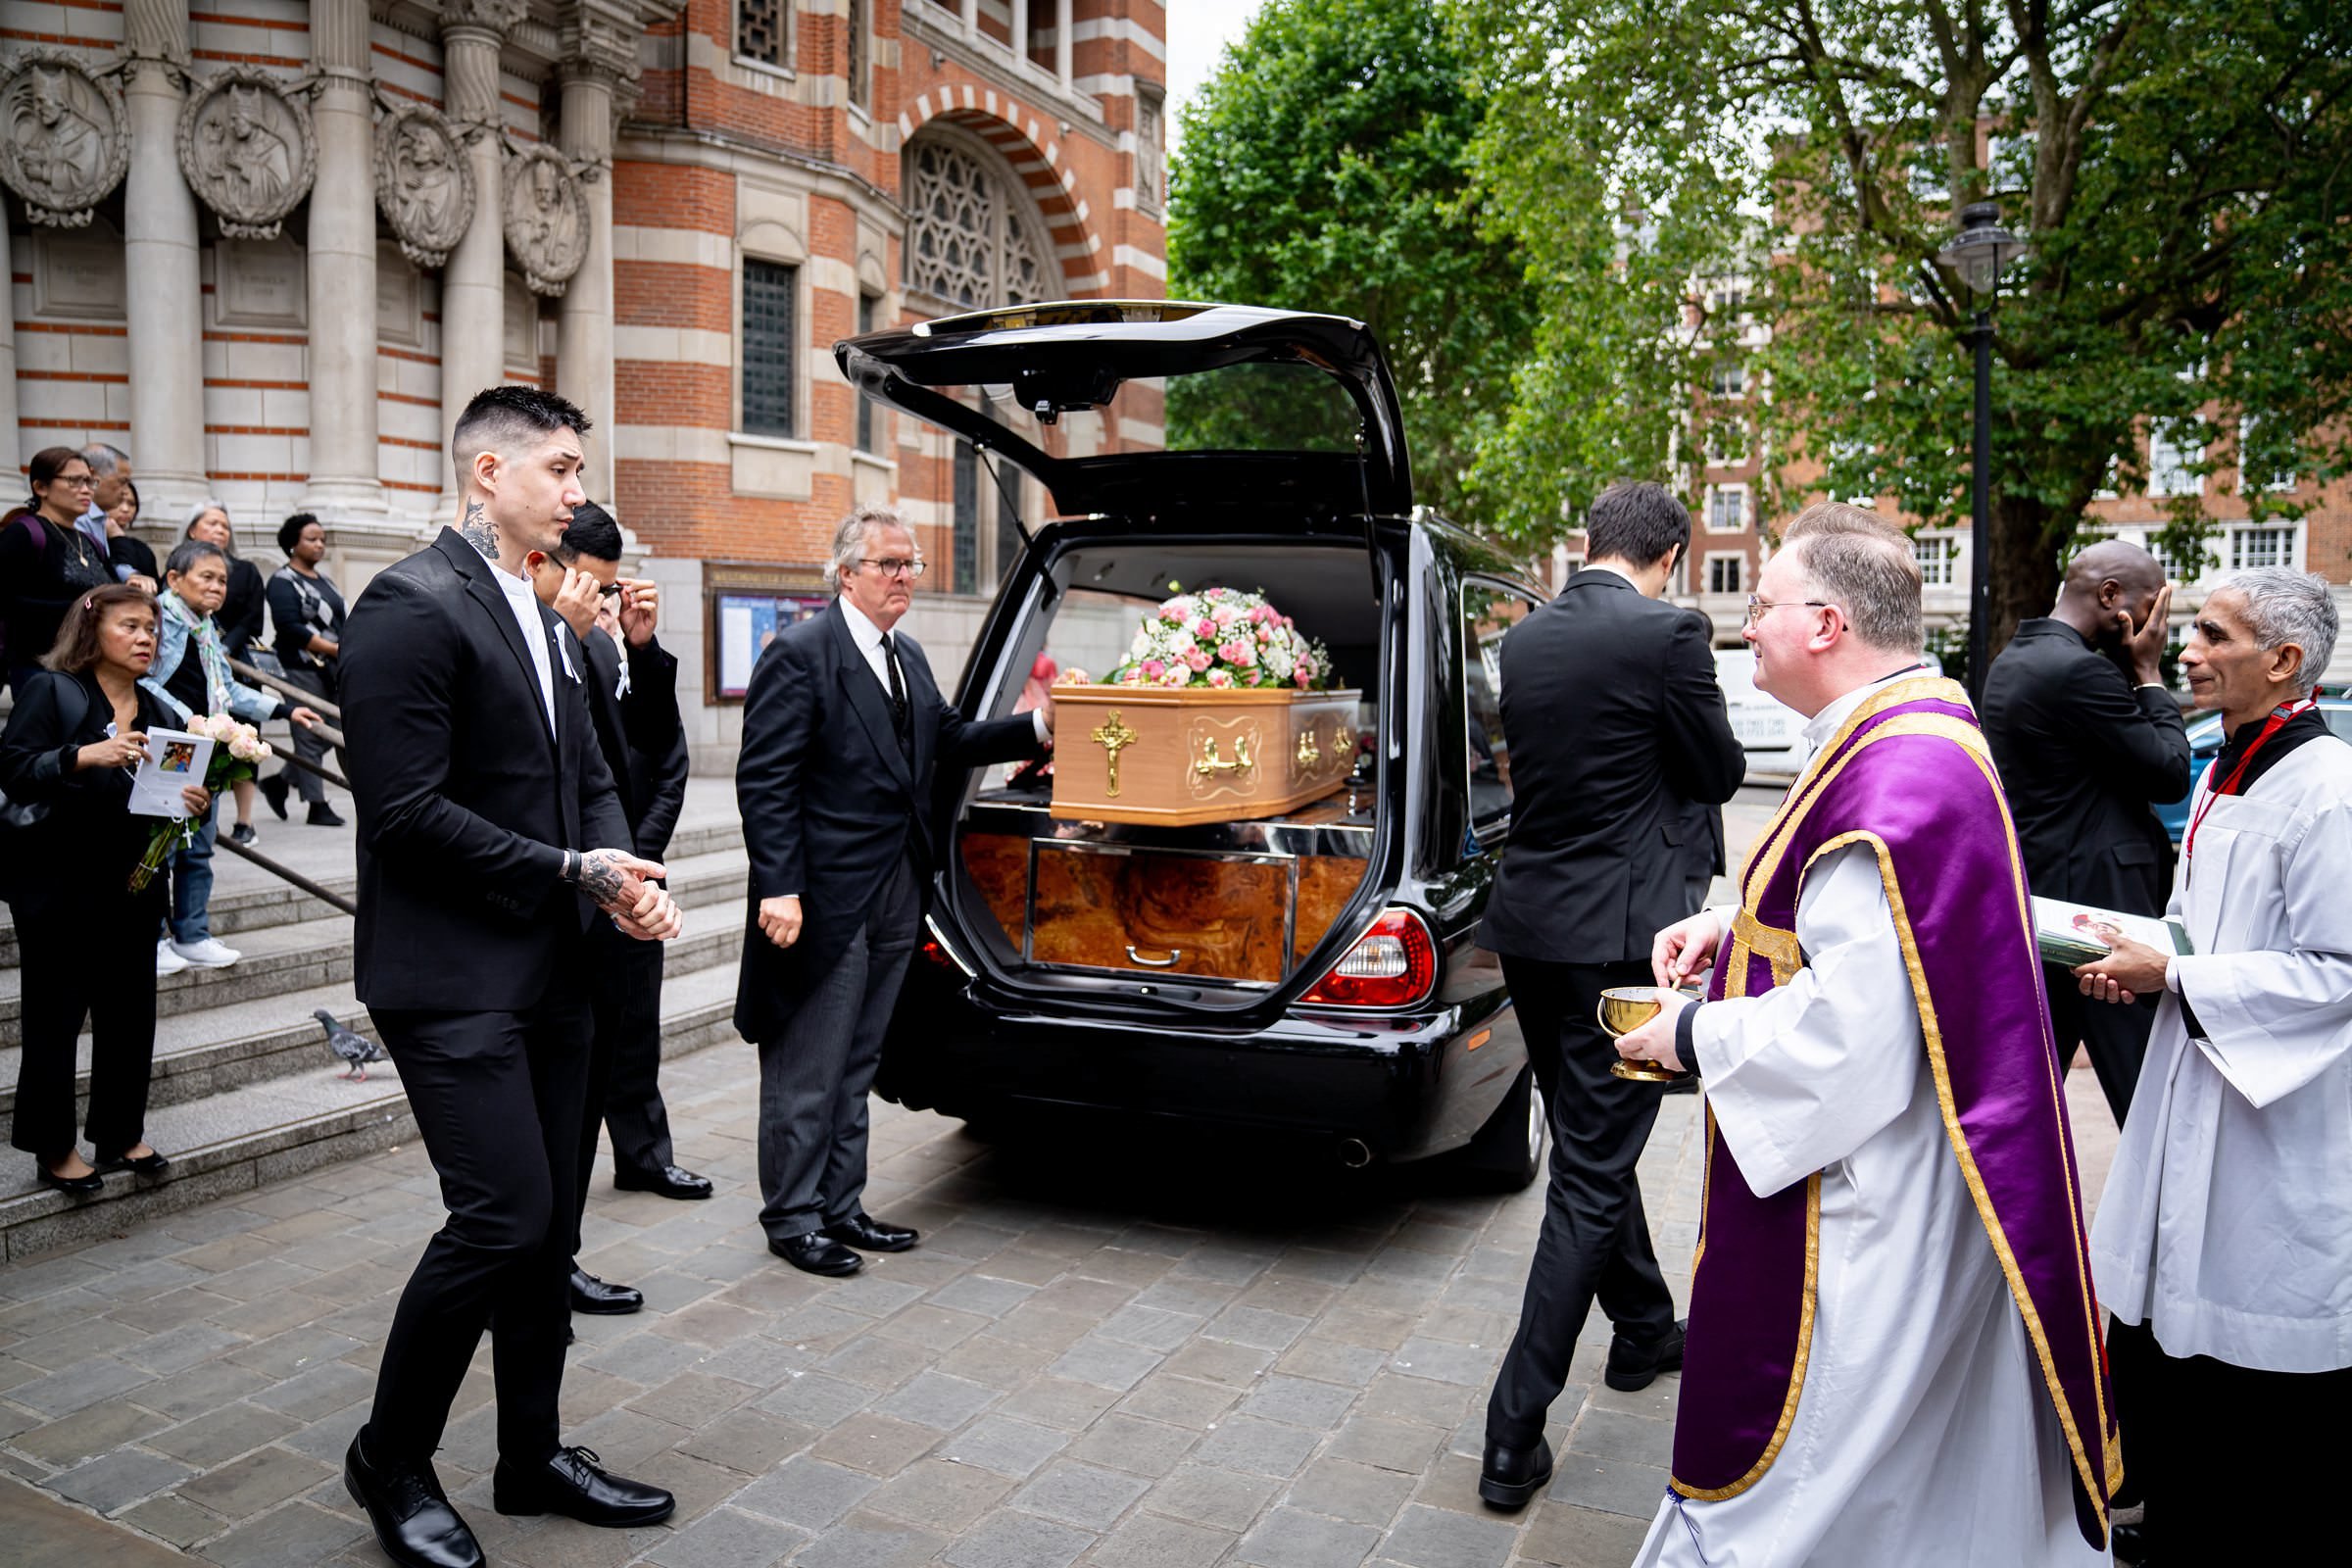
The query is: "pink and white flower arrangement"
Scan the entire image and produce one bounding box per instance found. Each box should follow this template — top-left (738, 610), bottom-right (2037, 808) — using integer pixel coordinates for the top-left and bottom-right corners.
top-left (1105, 586), bottom-right (1335, 691)
top-left (130, 712), bottom-right (276, 891)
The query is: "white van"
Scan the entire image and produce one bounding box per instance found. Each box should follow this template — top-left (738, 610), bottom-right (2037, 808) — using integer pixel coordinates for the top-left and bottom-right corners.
top-left (1713, 648), bottom-right (1803, 773)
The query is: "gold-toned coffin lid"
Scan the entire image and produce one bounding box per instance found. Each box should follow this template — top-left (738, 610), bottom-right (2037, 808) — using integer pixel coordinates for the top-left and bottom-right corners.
top-left (1049, 683), bottom-right (1362, 827)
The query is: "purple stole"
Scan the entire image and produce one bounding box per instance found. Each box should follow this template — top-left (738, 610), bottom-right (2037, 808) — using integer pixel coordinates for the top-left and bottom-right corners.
top-left (1671, 676), bottom-right (2120, 1548)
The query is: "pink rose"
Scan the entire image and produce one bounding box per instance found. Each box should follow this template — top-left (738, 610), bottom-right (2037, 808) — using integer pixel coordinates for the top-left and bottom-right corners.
top-left (1256, 628), bottom-right (1272, 645)
top-left (1140, 659), bottom-right (1164, 678)
top-left (1194, 617), bottom-right (1216, 639)
top-left (1185, 646), bottom-right (1213, 672)
top-left (1159, 603), bottom-right (1186, 623)
top-left (1244, 669), bottom-right (1262, 686)
top-left (1205, 668), bottom-right (1235, 688)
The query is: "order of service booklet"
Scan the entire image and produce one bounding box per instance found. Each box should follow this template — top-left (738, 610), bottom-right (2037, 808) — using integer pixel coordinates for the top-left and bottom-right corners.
top-left (124, 727), bottom-right (213, 819)
top-left (2031, 896), bottom-right (2194, 968)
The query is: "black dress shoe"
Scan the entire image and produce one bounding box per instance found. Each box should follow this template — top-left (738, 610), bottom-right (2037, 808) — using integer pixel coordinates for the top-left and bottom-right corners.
top-left (96, 1147), bottom-right (171, 1177)
top-left (822, 1211), bottom-right (919, 1252)
top-left (260, 772), bottom-right (290, 820)
top-left (568, 1267), bottom-right (643, 1315)
top-left (309, 802), bottom-right (348, 827)
top-left (1479, 1435), bottom-right (1553, 1511)
top-left (492, 1446), bottom-right (674, 1526)
top-left (34, 1162), bottom-right (103, 1197)
top-left (2111, 1520), bottom-right (2147, 1565)
top-left (344, 1430), bottom-right (483, 1568)
top-left (613, 1162), bottom-right (713, 1200)
top-left (1605, 1317), bottom-right (1687, 1392)
top-left (769, 1230), bottom-right (862, 1276)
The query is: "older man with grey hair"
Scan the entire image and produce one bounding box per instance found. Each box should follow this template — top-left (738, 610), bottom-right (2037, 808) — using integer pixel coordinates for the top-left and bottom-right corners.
top-left (2075, 566), bottom-right (2350, 1565)
top-left (77, 441), bottom-right (134, 576)
top-left (732, 504), bottom-right (1052, 1276)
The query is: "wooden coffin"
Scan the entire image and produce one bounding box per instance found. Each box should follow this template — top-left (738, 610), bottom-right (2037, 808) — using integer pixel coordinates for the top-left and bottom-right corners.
top-left (1050, 684), bottom-right (1361, 827)
top-left (960, 832), bottom-right (1366, 985)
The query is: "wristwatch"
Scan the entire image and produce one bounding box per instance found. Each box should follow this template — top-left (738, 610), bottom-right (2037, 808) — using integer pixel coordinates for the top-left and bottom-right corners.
top-left (561, 849), bottom-right (580, 885)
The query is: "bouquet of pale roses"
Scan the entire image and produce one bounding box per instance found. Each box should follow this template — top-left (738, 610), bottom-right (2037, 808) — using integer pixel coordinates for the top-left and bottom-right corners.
top-left (1103, 586), bottom-right (1337, 692)
top-left (130, 712), bottom-right (274, 891)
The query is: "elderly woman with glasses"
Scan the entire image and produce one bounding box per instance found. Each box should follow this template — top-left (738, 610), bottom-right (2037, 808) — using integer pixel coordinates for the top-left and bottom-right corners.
top-left (0, 447), bottom-right (119, 698)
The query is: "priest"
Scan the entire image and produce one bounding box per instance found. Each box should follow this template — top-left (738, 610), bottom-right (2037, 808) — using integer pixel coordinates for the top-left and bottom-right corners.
top-left (1612, 503), bottom-right (2118, 1566)
top-left (2074, 565), bottom-right (2350, 1564)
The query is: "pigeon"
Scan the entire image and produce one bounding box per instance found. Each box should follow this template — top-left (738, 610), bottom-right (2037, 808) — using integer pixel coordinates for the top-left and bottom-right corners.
top-left (315, 1009), bottom-right (387, 1080)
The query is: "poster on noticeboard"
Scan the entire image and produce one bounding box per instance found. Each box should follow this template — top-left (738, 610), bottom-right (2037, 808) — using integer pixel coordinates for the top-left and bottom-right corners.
top-left (713, 591), bottom-right (832, 700)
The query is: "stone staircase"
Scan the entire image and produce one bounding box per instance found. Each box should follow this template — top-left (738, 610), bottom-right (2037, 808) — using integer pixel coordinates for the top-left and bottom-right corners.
top-left (0, 777), bottom-right (750, 1260)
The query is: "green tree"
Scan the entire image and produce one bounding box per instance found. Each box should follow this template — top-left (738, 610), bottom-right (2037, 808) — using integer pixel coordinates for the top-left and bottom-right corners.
top-left (1452, 0), bottom-right (2352, 650)
top-left (1165, 0), bottom-right (1538, 533)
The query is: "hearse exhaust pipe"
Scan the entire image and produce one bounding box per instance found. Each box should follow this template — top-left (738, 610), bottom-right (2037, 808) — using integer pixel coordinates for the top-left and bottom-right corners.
top-left (1337, 1138), bottom-right (1374, 1169)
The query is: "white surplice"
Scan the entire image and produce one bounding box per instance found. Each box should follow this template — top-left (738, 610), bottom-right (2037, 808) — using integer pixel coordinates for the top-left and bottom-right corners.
top-left (2090, 733), bottom-right (2352, 1373)
top-left (1632, 675), bottom-right (2106, 1568)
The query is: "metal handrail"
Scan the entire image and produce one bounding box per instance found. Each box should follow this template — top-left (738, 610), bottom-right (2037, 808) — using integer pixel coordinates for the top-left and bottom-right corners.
top-left (210, 832), bottom-right (358, 915)
top-left (227, 657), bottom-right (343, 723)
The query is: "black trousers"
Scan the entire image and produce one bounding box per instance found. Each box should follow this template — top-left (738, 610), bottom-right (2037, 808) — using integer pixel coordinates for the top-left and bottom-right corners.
top-left (2043, 966), bottom-right (2156, 1125)
top-left (10, 885), bottom-right (168, 1159)
top-left (367, 992), bottom-right (592, 1466)
top-left (2108, 1316), bottom-right (2348, 1559)
top-left (276, 665), bottom-right (339, 805)
top-left (572, 921), bottom-right (675, 1246)
top-left (1488, 954), bottom-right (1678, 1444)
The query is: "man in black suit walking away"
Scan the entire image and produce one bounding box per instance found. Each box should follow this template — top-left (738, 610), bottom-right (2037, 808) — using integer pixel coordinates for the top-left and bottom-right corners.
top-left (1983, 539), bottom-right (2189, 1124)
top-left (1476, 481), bottom-right (1745, 1510)
top-left (736, 505), bottom-right (1049, 1277)
top-left (339, 388), bottom-right (684, 1568)
top-left (520, 502), bottom-right (712, 1335)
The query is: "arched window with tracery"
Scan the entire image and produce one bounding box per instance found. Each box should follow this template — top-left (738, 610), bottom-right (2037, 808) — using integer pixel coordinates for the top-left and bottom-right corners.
top-left (903, 128), bottom-right (1057, 312)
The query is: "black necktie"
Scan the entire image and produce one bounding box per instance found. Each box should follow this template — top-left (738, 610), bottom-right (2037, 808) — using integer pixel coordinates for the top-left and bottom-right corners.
top-left (881, 632), bottom-right (911, 755)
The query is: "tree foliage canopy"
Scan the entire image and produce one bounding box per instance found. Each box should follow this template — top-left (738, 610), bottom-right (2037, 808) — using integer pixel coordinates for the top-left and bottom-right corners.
top-left (1164, 0), bottom-right (1537, 534)
top-left (1450, 0), bottom-right (2352, 643)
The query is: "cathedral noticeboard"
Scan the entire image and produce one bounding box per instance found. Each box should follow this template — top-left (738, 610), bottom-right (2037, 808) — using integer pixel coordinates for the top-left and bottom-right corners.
top-left (703, 562), bottom-right (832, 703)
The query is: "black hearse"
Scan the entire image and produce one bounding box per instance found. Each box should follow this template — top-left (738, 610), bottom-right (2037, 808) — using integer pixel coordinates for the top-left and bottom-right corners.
top-left (839, 302), bottom-right (1545, 1187)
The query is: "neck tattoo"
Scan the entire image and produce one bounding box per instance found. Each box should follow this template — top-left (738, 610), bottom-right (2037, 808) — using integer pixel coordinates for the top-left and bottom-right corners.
top-left (459, 499), bottom-right (498, 559)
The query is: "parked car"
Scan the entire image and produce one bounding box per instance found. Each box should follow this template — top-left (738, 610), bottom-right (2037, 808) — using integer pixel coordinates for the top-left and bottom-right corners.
top-left (836, 301), bottom-right (1545, 1187)
top-left (2154, 687), bottom-right (2352, 844)
top-left (1713, 648), bottom-right (1801, 772)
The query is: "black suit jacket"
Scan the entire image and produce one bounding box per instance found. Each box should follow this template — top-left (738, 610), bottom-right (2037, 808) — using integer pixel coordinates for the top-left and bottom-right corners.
top-left (1478, 569), bottom-right (1745, 964)
top-left (580, 627), bottom-right (689, 862)
top-left (1982, 617), bottom-right (2190, 916)
top-left (733, 599), bottom-right (1044, 1039)
top-left (341, 528), bottom-right (630, 1011)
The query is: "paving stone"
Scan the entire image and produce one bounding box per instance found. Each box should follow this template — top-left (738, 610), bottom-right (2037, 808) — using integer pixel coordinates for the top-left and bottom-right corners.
top-left (8, 1354), bottom-right (153, 1417)
top-left (1011, 1458), bottom-right (1153, 1530)
top-left (1097, 1304), bottom-right (1205, 1354)
top-left (998, 1375), bottom-right (1122, 1432)
top-left (1565, 1407), bottom-right (1673, 1466)
top-left (858, 1456), bottom-right (1013, 1532)
top-left (129, 1357), bottom-right (272, 1420)
top-left (936, 1414), bottom-right (1070, 1479)
top-left (944, 1506), bottom-right (1097, 1568)
top-left (173, 1444), bottom-right (334, 1520)
top-left (790, 1510), bottom-right (953, 1568)
top-left (46, 1447), bottom-right (197, 1515)
top-left (1192, 1415), bottom-right (1319, 1479)
top-left (1206, 1306), bottom-right (1312, 1352)
top-left (1239, 1374), bottom-right (1358, 1430)
top-left (628, 1369), bottom-right (759, 1428)
top-left (1137, 1465), bottom-right (1279, 1535)
top-left (808, 1412), bottom-right (941, 1478)
top-left (195, 1499), bottom-right (370, 1568)
top-left (868, 1368), bottom-right (1001, 1430)
top-left (1286, 1456), bottom-right (1418, 1528)
top-left (1377, 1501), bottom-right (1518, 1568)
top-left (733, 1453), bottom-right (879, 1530)
top-left (1157, 1339), bottom-right (1274, 1389)
top-left (819, 1334), bottom-right (937, 1392)
top-left (147, 1401), bottom-right (303, 1467)
top-left (12, 1396), bottom-right (173, 1466)
top-left (1086, 1511), bottom-right (1239, 1568)
top-left (1066, 1412), bottom-right (1200, 1480)
top-left (1388, 1340), bottom-right (1496, 1389)
top-left (644, 1503), bottom-right (808, 1568)
top-left (247, 1359), bottom-right (372, 1422)
top-left (673, 1405), bottom-right (820, 1477)
top-left (1272, 1340), bottom-right (1388, 1389)
top-left (1355, 1375), bottom-right (1473, 1430)
top-left (1518, 1498), bottom-right (1655, 1567)
top-left (118, 1320), bottom-right (248, 1376)
top-left (1327, 1418), bottom-right (1446, 1475)
top-left (867, 1302), bottom-right (991, 1349)
top-left (926, 1277), bottom-right (1039, 1320)
top-left (1544, 1452), bottom-right (1671, 1519)
top-left (582, 1328), bottom-right (710, 1388)
top-left (1235, 1505), bottom-right (1381, 1568)
top-left (753, 1370), bottom-right (875, 1427)
top-left (1117, 1371), bottom-right (1240, 1430)
top-left (118, 1491), bottom-right (230, 1548)
top-left (1050, 1336), bottom-right (1165, 1393)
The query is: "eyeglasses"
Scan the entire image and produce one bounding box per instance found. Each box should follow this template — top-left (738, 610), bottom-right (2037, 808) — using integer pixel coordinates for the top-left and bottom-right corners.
top-left (52, 472), bottom-right (95, 489)
top-left (1744, 594), bottom-right (1837, 626)
top-left (859, 558), bottom-right (926, 580)
top-left (596, 581), bottom-right (624, 600)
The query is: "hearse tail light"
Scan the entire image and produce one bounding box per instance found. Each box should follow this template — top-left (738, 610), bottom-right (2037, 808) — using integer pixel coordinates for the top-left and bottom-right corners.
top-left (922, 918), bottom-right (975, 977)
top-left (1301, 908), bottom-right (1437, 1008)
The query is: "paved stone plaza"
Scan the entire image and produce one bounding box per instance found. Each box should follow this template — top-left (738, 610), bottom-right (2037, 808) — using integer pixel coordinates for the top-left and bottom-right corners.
top-left (0, 789), bottom-right (2119, 1567)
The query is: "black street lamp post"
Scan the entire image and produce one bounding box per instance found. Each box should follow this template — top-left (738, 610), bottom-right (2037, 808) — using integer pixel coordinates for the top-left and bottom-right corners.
top-left (1937, 202), bottom-right (2028, 705)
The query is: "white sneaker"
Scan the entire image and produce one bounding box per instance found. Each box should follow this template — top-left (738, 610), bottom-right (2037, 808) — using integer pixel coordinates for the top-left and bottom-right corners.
top-left (156, 939), bottom-right (190, 977)
top-left (170, 937), bottom-right (241, 969)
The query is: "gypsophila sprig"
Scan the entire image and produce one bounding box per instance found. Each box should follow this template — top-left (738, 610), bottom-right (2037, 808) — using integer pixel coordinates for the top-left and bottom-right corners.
top-left (1104, 587), bottom-right (1336, 692)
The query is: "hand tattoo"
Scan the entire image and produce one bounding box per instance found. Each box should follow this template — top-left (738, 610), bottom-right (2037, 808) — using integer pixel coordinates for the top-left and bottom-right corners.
top-left (459, 499), bottom-right (498, 558)
top-left (578, 848), bottom-right (628, 910)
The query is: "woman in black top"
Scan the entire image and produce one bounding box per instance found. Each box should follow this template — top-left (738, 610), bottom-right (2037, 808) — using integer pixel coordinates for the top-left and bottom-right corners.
top-left (0, 583), bottom-right (208, 1194)
top-left (0, 447), bottom-right (116, 697)
top-left (187, 503), bottom-right (270, 843)
top-left (105, 479), bottom-right (160, 585)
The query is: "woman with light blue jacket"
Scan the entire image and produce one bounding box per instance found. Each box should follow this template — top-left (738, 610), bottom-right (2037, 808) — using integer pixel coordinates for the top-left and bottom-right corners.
top-left (140, 538), bottom-right (321, 972)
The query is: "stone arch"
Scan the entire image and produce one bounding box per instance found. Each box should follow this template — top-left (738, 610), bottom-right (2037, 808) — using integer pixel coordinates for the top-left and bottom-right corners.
top-left (897, 92), bottom-right (1100, 302)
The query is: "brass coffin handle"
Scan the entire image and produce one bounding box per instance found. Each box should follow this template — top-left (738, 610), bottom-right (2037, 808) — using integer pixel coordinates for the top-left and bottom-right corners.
top-left (1194, 734), bottom-right (1255, 780)
top-left (1125, 945), bottom-right (1182, 968)
top-left (1296, 731), bottom-right (1321, 769)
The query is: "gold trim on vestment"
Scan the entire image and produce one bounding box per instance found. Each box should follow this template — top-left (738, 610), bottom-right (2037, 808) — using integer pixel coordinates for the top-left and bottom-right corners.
top-left (1670, 1169), bottom-right (1822, 1502)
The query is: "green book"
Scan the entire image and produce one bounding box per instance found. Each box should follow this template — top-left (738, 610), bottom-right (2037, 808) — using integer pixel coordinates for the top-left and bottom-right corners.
top-left (2032, 897), bottom-right (2194, 969)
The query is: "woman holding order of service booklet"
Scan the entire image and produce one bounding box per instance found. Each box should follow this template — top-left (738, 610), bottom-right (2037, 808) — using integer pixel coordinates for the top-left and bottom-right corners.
top-left (0, 584), bottom-right (212, 1197)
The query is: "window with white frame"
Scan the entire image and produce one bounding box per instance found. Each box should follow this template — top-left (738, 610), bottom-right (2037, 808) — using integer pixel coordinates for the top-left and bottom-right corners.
top-left (1913, 534), bottom-right (1958, 586)
top-left (736, 0), bottom-right (788, 70)
top-left (1709, 360), bottom-right (1747, 398)
top-left (2230, 525), bottom-right (2295, 570)
top-left (1705, 553), bottom-right (1744, 595)
top-left (2147, 421), bottom-right (2203, 497)
top-left (1134, 87), bottom-right (1165, 214)
top-left (1703, 417), bottom-right (1748, 466)
top-left (2238, 416), bottom-right (2295, 494)
top-left (2141, 531), bottom-right (2213, 583)
top-left (1706, 485), bottom-right (1746, 533)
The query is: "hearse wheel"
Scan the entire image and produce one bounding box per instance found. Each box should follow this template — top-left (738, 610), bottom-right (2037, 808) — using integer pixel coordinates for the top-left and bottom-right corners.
top-left (1458, 1065), bottom-right (1544, 1192)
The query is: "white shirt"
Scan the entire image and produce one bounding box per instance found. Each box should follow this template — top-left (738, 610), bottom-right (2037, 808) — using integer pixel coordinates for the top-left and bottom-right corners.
top-left (473, 546), bottom-right (572, 736)
top-left (839, 596), bottom-right (1050, 746)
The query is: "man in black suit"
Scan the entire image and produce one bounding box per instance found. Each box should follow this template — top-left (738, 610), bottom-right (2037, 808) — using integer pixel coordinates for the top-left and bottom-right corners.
top-left (1476, 480), bottom-right (1745, 1511)
top-left (1983, 539), bottom-right (2189, 1124)
top-left (735, 504), bottom-right (1049, 1277)
top-left (339, 387), bottom-right (683, 1568)
top-left (522, 502), bottom-right (712, 1334)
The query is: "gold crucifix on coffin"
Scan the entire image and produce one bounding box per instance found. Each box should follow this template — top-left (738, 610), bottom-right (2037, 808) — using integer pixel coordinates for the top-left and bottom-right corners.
top-left (1090, 710), bottom-right (1139, 797)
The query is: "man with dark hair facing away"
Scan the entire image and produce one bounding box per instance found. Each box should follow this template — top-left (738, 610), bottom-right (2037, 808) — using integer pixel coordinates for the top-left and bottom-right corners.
top-left (1476, 480), bottom-right (1744, 1509)
top-left (522, 501), bottom-right (712, 1337)
top-left (337, 387), bottom-right (684, 1568)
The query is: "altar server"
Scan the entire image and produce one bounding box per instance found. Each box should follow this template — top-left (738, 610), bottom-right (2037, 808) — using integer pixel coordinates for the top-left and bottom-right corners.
top-left (1614, 503), bottom-right (2118, 1567)
top-left (2075, 566), bottom-right (2350, 1565)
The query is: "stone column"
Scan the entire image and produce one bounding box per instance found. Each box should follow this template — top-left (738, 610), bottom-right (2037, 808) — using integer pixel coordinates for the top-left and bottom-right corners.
top-left (438, 0), bottom-right (524, 503)
top-left (1011, 0), bottom-right (1029, 66)
top-left (300, 0), bottom-right (384, 517)
top-left (0, 220), bottom-right (18, 471)
top-left (122, 0), bottom-right (207, 511)
top-left (557, 19), bottom-right (635, 504)
top-left (1056, 0), bottom-right (1073, 92)
top-left (961, 0), bottom-right (979, 36)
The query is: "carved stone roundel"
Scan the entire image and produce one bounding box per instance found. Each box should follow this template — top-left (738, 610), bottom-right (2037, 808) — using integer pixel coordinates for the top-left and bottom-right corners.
top-left (177, 67), bottom-right (316, 241)
top-left (375, 104), bottom-right (475, 270)
top-left (0, 50), bottom-right (129, 227)
top-left (503, 145), bottom-right (588, 297)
